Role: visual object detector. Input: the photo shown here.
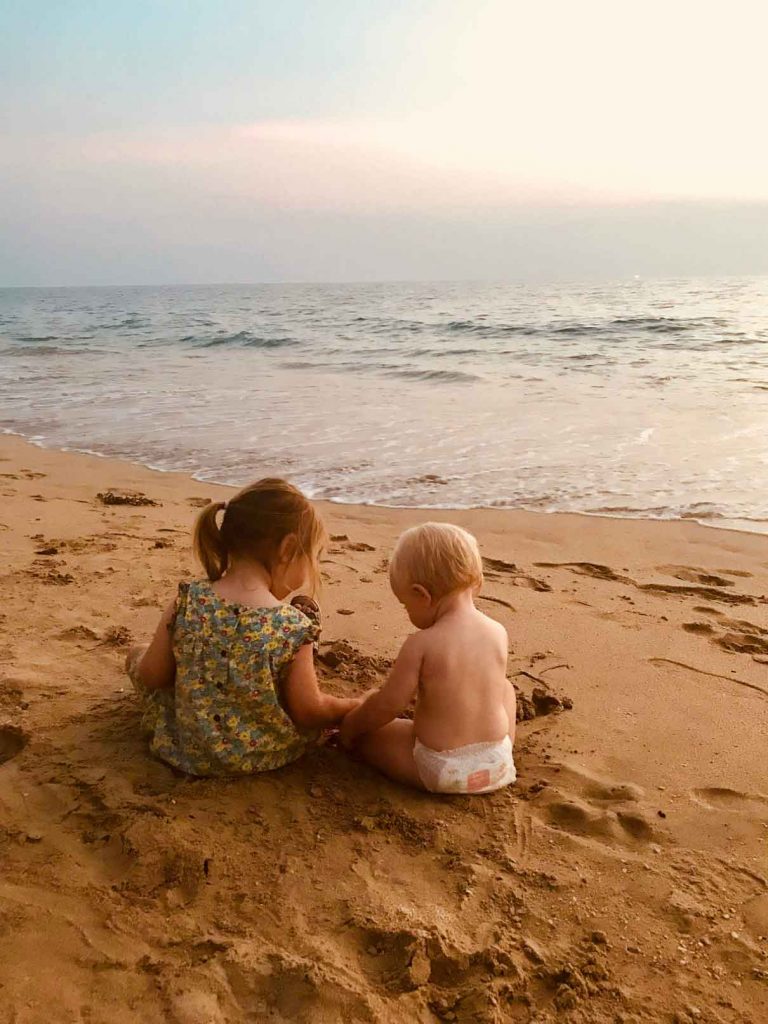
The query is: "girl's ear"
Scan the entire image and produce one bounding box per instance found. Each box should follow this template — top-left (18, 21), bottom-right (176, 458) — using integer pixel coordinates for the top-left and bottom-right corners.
top-left (278, 533), bottom-right (299, 563)
top-left (411, 583), bottom-right (432, 603)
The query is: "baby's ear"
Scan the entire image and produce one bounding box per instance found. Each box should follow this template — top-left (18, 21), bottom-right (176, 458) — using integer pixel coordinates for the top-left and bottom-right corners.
top-left (411, 583), bottom-right (432, 602)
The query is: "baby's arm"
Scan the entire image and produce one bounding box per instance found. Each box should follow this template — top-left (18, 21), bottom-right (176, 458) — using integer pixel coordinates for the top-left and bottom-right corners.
top-left (130, 598), bottom-right (177, 689)
top-left (339, 635), bottom-right (422, 748)
top-left (283, 645), bottom-right (360, 730)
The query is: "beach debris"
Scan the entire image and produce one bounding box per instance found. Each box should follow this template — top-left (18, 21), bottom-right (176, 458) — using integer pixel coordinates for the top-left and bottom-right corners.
top-left (522, 938), bottom-right (545, 963)
top-left (97, 490), bottom-right (158, 507)
top-left (59, 625), bottom-right (100, 643)
top-left (330, 533), bottom-right (348, 541)
top-left (337, 608), bottom-right (355, 615)
top-left (516, 669), bottom-right (546, 686)
top-left (34, 545), bottom-right (58, 555)
top-left (101, 625), bottom-right (133, 647)
top-left (515, 685), bottom-right (573, 721)
top-left (478, 594), bottom-right (516, 611)
top-left (27, 568), bottom-right (74, 585)
top-left (348, 541), bottom-right (376, 552)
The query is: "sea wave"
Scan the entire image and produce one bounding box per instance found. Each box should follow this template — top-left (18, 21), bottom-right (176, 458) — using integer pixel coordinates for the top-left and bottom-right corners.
top-left (191, 332), bottom-right (298, 349)
top-left (1, 344), bottom-right (92, 357)
top-left (383, 367), bottom-right (480, 383)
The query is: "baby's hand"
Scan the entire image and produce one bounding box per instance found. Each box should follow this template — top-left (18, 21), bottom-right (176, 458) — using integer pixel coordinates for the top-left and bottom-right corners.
top-left (338, 710), bottom-right (360, 750)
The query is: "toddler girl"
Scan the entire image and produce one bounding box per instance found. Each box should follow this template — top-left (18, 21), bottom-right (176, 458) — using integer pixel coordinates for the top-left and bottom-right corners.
top-left (340, 523), bottom-right (517, 794)
top-left (127, 478), bottom-right (359, 776)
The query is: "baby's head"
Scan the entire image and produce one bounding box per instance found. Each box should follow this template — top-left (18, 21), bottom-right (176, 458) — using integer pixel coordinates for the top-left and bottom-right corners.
top-left (389, 522), bottom-right (483, 627)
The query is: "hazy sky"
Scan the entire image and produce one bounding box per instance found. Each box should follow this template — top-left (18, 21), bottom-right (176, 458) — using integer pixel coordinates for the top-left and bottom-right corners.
top-left (2, 1), bottom-right (767, 285)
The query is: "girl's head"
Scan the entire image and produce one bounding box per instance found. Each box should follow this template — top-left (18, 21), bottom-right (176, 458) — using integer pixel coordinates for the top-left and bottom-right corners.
top-left (194, 478), bottom-right (326, 598)
top-left (388, 522), bottom-right (483, 627)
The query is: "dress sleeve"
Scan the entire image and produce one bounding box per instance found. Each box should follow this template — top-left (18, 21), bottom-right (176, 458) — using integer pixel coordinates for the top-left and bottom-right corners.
top-left (278, 606), bottom-right (319, 660)
top-left (170, 581), bottom-right (191, 633)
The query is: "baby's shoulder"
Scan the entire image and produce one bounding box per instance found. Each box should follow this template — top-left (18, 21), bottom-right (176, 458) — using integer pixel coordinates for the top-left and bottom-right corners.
top-left (476, 608), bottom-right (509, 643)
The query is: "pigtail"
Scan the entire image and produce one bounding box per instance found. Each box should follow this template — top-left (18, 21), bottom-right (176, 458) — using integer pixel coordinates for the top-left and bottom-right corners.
top-left (194, 501), bottom-right (228, 581)
top-left (190, 480), bottom-right (325, 590)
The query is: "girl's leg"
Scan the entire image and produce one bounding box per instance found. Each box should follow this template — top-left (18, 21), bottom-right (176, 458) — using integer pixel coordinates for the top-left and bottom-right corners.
top-left (125, 643), bottom-right (149, 692)
top-left (356, 719), bottom-right (426, 790)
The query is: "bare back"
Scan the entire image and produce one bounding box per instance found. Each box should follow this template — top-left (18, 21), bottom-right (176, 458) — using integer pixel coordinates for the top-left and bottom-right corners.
top-left (413, 604), bottom-right (514, 751)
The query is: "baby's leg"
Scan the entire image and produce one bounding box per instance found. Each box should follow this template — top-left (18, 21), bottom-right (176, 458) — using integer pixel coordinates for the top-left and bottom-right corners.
top-left (356, 719), bottom-right (426, 790)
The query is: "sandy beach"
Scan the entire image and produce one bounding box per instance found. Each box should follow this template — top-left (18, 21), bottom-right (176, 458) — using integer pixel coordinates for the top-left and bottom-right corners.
top-left (0, 432), bottom-right (766, 1023)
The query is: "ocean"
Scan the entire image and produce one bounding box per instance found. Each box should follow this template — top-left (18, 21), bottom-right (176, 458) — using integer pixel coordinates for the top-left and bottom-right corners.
top-left (1, 278), bottom-right (767, 532)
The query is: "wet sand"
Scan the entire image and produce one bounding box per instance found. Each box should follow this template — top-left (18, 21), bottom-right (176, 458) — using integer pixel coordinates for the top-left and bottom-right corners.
top-left (0, 433), bottom-right (766, 1023)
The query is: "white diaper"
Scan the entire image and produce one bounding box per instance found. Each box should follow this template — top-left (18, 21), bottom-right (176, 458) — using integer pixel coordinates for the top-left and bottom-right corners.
top-left (413, 735), bottom-right (516, 794)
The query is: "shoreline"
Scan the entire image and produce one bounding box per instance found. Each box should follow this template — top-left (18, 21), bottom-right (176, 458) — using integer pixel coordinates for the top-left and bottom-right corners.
top-left (1, 432), bottom-right (766, 1022)
top-left (4, 426), bottom-right (768, 540)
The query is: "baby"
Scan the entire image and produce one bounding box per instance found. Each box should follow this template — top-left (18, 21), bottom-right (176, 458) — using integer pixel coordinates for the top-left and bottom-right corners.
top-left (340, 523), bottom-right (516, 794)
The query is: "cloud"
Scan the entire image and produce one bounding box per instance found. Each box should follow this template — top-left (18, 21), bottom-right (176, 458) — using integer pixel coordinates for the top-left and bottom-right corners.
top-left (7, 107), bottom-right (767, 225)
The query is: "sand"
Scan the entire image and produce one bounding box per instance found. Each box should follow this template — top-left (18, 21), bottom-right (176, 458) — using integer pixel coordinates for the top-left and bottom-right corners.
top-left (0, 433), bottom-right (766, 1024)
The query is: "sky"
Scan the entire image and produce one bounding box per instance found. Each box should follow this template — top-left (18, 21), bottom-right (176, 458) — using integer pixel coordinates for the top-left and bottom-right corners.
top-left (1, 0), bottom-right (767, 286)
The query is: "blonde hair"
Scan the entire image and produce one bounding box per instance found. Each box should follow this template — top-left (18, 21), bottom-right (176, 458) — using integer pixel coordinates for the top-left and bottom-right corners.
top-left (389, 522), bottom-right (483, 599)
top-left (194, 478), bottom-right (326, 593)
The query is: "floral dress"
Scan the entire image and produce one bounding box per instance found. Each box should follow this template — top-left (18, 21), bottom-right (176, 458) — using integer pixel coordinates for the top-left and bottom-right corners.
top-left (135, 580), bottom-right (318, 776)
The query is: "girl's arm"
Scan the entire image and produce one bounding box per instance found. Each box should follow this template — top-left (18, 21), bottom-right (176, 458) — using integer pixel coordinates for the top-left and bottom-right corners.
top-left (282, 645), bottom-right (360, 730)
top-left (133, 599), bottom-right (177, 689)
top-left (339, 635), bottom-right (422, 747)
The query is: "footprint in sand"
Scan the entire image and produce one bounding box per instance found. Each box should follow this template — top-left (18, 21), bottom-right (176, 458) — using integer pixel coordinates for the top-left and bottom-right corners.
top-left (538, 563), bottom-right (758, 606)
top-left (690, 787), bottom-right (768, 817)
top-left (483, 557), bottom-right (552, 592)
top-left (538, 792), bottom-right (654, 843)
top-left (0, 724), bottom-right (28, 765)
top-left (535, 561), bottom-right (628, 583)
top-left (529, 764), bottom-right (655, 845)
top-left (716, 628), bottom-right (768, 656)
top-left (682, 612), bottom-right (768, 655)
top-left (657, 564), bottom-right (735, 588)
top-left (682, 622), bottom-right (715, 635)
